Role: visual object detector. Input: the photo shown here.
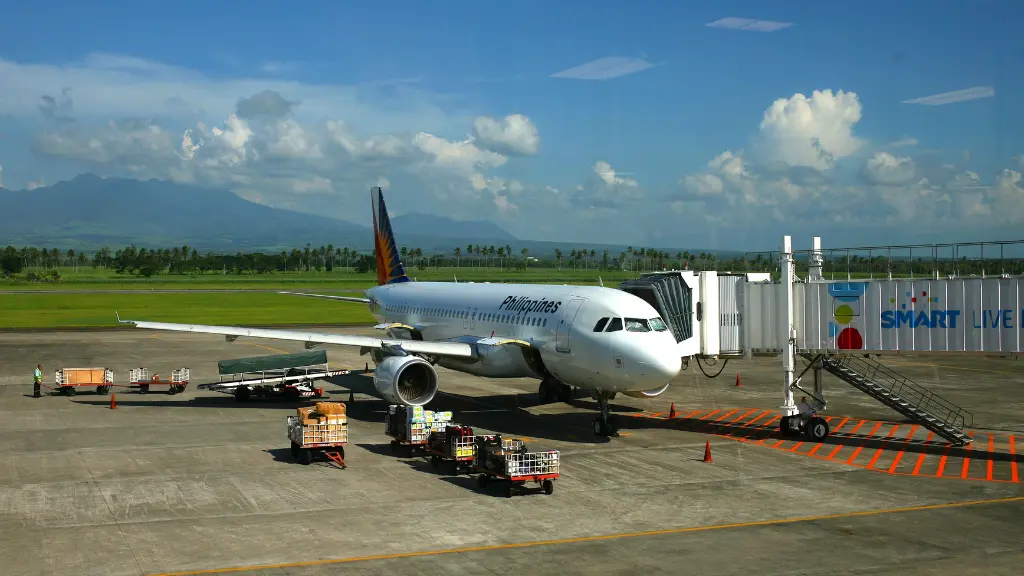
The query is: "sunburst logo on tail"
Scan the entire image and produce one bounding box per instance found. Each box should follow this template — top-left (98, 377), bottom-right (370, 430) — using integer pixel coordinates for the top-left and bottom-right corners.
top-left (371, 187), bottom-right (409, 286)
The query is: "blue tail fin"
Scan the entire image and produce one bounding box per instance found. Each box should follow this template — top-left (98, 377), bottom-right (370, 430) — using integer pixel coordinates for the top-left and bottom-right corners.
top-left (371, 187), bottom-right (410, 286)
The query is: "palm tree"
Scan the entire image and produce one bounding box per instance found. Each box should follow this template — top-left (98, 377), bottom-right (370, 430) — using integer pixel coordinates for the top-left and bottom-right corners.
top-left (521, 247), bottom-right (528, 268)
top-left (454, 247), bottom-right (461, 267)
top-left (554, 248), bottom-right (563, 270)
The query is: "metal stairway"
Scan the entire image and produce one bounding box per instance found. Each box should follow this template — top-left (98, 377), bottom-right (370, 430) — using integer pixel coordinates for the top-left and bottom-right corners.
top-left (800, 353), bottom-right (974, 446)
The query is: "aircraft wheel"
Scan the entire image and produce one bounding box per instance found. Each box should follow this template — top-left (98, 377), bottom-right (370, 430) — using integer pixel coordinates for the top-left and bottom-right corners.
top-left (555, 383), bottom-right (572, 403)
top-left (805, 417), bottom-right (830, 442)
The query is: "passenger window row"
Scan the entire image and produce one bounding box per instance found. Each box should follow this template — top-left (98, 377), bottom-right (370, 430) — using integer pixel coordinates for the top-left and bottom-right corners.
top-left (383, 304), bottom-right (548, 327)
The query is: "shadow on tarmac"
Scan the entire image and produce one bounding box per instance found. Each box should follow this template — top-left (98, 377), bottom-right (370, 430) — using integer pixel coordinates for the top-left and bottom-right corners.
top-left (67, 372), bottom-right (1020, 463)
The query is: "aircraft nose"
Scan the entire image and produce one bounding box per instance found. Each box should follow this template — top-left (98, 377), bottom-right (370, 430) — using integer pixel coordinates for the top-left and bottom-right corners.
top-left (635, 343), bottom-right (682, 384)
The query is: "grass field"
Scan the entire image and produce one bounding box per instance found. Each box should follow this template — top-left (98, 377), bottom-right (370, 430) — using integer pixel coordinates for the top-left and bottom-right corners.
top-left (0, 292), bottom-right (375, 329)
top-left (0, 267), bottom-right (647, 329)
top-left (0, 266), bottom-right (646, 292)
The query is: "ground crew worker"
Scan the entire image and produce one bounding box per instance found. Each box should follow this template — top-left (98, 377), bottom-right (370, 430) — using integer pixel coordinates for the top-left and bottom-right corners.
top-left (33, 364), bottom-right (43, 398)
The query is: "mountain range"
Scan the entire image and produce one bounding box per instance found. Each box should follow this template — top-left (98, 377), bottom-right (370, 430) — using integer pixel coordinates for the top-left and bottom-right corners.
top-left (0, 174), bottom-right (735, 258)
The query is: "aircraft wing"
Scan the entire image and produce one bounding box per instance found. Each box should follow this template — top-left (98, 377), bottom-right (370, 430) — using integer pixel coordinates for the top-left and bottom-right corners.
top-left (278, 291), bottom-right (372, 304)
top-left (117, 318), bottom-right (476, 358)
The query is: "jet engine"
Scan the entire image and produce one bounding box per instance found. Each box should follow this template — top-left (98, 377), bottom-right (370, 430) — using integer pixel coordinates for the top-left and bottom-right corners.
top-left (373, 355), bottom-right (439, 406)
top-left (621, 382), bottom-right (671, 399)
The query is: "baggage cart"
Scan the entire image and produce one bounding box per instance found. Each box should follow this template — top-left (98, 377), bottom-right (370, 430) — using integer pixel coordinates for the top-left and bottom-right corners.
top-left (422, 425), bottom-right (476, 474)
top-left (286, 403), bottom-right (348, 468)
top-left (128, 368), bottom-right (190, 395)
top-left (384, 404), bottom-right (453, 457)
top-left (473, 435), bottom-right (560, 497)
top-left (54, 368), bottom-right (114, 396)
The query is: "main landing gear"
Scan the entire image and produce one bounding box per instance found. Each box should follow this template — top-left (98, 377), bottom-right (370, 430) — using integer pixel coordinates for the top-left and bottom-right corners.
top-left (593, 390), bottom-right (618, 437)
top-left (538, 378), bottom-right (576, 404)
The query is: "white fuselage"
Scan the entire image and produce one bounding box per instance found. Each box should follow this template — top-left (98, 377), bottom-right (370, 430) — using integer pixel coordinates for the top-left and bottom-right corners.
top-left (364, 281), bottom-right (682, 393)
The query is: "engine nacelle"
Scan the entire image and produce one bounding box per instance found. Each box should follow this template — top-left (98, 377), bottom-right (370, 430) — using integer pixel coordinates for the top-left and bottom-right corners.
top-left (373, 355), bottom-right (439, 406)
top-left (621, 382), bottom-right (671, 399)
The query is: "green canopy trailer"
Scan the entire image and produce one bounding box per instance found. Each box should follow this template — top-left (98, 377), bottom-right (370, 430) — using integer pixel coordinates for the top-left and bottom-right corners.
top-left (199, 350), bottom-right (351, 401)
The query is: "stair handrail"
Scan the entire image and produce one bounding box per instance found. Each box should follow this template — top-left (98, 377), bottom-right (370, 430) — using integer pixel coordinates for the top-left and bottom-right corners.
top-left (824, 354), bottom-right (974, 429)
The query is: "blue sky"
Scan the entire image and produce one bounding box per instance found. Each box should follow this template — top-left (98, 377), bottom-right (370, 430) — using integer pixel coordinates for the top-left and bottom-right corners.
top-left (1, 0), bottom-right (1021, 250)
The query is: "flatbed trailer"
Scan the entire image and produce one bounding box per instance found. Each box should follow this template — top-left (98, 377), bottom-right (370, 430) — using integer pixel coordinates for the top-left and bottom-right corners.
top-left (200, 350), bottom-right (349, 402)
top-left (128, 368), bottom-right (190, 395)
top-left (286, 404), bottom-right (348, 468)
top-left (54, 368), bottom-right (114, 396)
top-left (473, 437), bottom-right (560, 498)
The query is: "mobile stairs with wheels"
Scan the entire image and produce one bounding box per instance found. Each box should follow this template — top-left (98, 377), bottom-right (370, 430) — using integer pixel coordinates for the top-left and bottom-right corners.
top-left (798, 352), bottom-right (974, 446)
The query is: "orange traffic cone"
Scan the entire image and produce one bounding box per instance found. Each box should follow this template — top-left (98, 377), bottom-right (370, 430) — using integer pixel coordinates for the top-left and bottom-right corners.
top-left (110, 393), bottom-right (117, 409)
top-left (668, 403), bottom-right (677, 418)
top-left (735, 373), bottom-right (742, 387)
top-left (703, 441), bottom-right (713, 463)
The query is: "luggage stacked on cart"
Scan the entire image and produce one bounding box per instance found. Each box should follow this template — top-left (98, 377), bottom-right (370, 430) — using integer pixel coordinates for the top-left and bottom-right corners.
top-left (286, 401), bottom-right (348, 467)
top-left (385, 405), bottom-right (453, 443)
top-left (427, 424), bottom-right (475, 458)
top-left (473, 434), bottom-right (561, 497)
top-left (473, 435), bottom-right (527, 474)
top-left (290, 401), bottom-right (349, 445)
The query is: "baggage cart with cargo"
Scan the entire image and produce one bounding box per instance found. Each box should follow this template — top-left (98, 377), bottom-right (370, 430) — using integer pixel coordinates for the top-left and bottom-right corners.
top-left (286, 401), bottom-right (348, 468)
top-left (422, 424), bottom-right (476, 474)
top-left (385, 405), bottom-right (453, 457)
top-left (128, 367), bottom-right (190, 394)
top-left (54, 368), bottom-right (114, 396)
top-left (473, 435), bottom-right (560, 497)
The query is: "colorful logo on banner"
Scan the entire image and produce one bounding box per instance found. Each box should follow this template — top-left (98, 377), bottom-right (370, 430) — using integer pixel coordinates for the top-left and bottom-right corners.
top-left (828, 282), bottom-right (868, 349)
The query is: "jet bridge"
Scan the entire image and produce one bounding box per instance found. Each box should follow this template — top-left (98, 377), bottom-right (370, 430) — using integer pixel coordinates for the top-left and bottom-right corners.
top-left (620, 235), bottom-right (1022, 447)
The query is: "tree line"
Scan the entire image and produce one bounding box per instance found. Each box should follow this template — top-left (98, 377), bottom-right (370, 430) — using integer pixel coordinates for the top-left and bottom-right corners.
top-left (2, 242), bottom-right (1015, 280)
top-left (0, 242), bottom-right (726, 278)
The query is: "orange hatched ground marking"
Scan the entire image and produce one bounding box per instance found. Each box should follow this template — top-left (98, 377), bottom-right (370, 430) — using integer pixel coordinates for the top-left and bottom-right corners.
top-left (629, 408), bottom-right (1022, 485)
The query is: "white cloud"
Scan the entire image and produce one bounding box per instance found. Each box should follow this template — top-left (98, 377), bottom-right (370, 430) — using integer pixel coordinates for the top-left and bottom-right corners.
top-left (0, 52), bottom-right (560, 224)
top-left (550, 57), bottom-right (655, 81)
top-left (755, 89), bottom-right (865, 170)
top-left (887, 137), bottom-right (919, 148)
top-left (863, 152), bottom-right (916, 186)
top-left (902, 86), bottom-right (995, 106)
top-left (705, 17), bottom-right (793, 32)
top-left (0, 53), bottom-right (459, 135)
top-left (670, 88), bottom-right (1024, 239)
top-left (472, 114), bottom-right (539, 156)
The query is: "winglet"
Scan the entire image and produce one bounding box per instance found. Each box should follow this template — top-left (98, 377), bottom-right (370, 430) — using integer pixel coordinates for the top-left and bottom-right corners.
top-left (371, 186), bottom-right (410, 286)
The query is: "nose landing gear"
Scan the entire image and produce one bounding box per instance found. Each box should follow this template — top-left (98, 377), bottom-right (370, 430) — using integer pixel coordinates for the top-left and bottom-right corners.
top-left (593, 390), bottom-right (618, 437)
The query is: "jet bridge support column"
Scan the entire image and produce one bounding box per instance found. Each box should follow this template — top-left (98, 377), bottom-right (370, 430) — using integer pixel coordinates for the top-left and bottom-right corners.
top-left (780, 235), bottom-right (798, 419)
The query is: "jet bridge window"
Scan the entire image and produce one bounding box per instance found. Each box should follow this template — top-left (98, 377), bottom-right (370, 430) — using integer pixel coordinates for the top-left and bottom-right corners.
top-left (625, 318), bottom-right (651, 332)
top-left (606, 317), bottom-right (623, 332)
top-left (593, 317), bottom-right (609, 332)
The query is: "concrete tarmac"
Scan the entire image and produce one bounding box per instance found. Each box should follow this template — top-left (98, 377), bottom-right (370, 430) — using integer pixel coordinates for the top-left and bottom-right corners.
top-left (1, 327), bottom-right (1022, 575)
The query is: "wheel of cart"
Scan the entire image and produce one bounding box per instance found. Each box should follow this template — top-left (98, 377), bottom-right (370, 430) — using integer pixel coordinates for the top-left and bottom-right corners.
top-left (474, 469), bottom-right (557, 498)
top-left (290, 441), bottom-right (346, 468)
top-left (389, 439), bottom-right (426, 458)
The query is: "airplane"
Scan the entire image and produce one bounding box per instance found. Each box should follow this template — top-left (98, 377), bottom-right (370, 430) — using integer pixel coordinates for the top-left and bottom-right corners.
top-left (118, 187), bottom-right (683, 437)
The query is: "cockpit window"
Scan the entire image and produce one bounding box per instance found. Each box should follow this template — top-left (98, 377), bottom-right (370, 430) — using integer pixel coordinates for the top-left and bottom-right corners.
top-left (606, 317), bottom-right (623, 332)
top-left (593, 317), bottom-right (609, 332)
top-left (625, 318), bottom-right (651, 332)
top-left (649, 317), bottom-right (668, 332)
